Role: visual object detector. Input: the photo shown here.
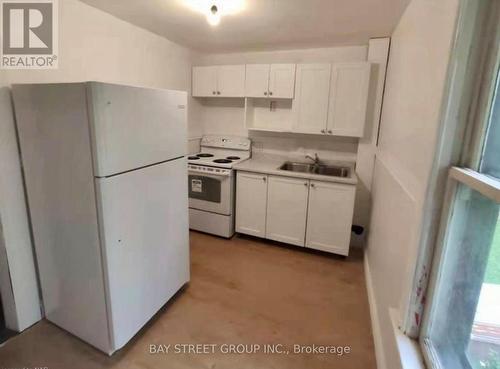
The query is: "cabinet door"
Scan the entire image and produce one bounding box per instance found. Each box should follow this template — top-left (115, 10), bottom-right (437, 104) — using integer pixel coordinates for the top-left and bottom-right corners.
top-left (192, 66), bottom-right (217, 97)
top-left (327, 62), bottom-right (371, 137)
top-left (245, 64), bottom-right (270, 97)
top-left (217, 65), bottom-right (245, 97)
top-left (266, 176), bottom-right (309, 246)
top-left (292, 63), bottom-right (331, 134)
top-left (236, 172), bottom-right (268, 237)
top-left (269, 64), bottom-right (296, 98)
top-left (305, 181), bottom-right (355, 255)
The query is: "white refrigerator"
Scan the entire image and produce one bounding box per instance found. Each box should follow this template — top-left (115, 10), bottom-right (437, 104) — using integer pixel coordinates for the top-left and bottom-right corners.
top-left (12, 82), bottom-right (190, 354)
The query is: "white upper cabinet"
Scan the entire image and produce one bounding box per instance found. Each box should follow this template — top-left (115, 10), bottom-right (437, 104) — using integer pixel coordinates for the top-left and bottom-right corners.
top-left (327, 62), bottom-right (371, 137)
top-left (305, 181), bottom-right (355, 256)
top-left (192, 65), bottom-right (245, 97)
top-left (268, 64), bottom-right (296, 98)
top-left (244, 64), bottom-right (295, 98)
top-left (217, 65), bottom-right (246, 97)
top-left (245, 64), bottom-right (270, 97)
top-left (292, 63), bottom-right (331, 134)
top-left (192, 66), bottom-right (217, 97)
top-left (266, 176), bottom-right (309, 247)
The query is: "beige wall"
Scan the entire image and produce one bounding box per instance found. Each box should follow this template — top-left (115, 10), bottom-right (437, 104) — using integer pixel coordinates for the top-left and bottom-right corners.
top-left (364, 0), bottom-right (460, 368)
top-left (0, 0), bottom-right (203, 331)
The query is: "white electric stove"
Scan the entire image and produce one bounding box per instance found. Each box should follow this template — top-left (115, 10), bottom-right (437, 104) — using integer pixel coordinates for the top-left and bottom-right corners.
top-left (188, 135), bottom-right (251, 237)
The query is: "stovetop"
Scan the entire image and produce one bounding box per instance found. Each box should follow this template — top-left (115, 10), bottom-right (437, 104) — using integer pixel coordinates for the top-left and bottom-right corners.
top-left (187, 135), bottom-right (252, 169)
top-left (187, 152), bottom-right (249, 169)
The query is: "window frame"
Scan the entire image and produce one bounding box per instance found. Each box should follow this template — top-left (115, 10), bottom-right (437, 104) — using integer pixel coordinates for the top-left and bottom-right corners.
top-left (398, 0), bottom-right (500, 341)
top-left (417, 0), bottom-right (500, 365)
top-left (420, 168), bottom-right (500, 368)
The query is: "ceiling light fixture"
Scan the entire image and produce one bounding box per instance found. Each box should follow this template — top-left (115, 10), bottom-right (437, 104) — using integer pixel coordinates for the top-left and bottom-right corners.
top-left (206, 5), bottom-right (220, 26)
top-left (182, 0), bottom-right (245, 26)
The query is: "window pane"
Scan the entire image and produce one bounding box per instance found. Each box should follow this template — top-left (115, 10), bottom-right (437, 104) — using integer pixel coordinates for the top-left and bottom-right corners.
top-left (481, 67), bottom-right (500, 179)
top-left (423, 184), bottom-right (500, 369)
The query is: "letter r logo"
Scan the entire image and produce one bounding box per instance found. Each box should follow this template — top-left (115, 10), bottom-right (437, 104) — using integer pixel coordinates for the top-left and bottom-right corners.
top-left (2, 2), bottom-right (53, 55)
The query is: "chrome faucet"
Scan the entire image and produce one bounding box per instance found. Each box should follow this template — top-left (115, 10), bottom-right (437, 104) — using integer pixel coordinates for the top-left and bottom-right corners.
top-left (305, 153), bottom-right (320, 165)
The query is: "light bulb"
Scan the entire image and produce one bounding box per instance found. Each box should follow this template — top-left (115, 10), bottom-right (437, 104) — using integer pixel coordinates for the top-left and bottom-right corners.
top-left (207, 4), bottom-right (220, 26)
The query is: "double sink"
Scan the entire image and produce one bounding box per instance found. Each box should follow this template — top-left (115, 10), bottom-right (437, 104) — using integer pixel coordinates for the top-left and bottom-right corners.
top-left (279, 161), bottom-right (351, 178)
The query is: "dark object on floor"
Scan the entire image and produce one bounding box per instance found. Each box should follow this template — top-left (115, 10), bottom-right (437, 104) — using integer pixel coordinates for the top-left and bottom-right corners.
top-left (352, 225), bottom-right (364, 235)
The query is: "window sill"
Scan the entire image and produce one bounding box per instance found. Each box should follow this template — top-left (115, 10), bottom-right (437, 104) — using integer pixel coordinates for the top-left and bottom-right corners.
top-left (390, 308), bottom-right (427, 369)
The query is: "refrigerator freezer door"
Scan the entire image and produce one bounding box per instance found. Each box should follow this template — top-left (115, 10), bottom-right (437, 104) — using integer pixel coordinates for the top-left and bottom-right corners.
top-left (96, 158), bottom-right (190, 351)
top-left (87, 82), bottom-right (187, 177)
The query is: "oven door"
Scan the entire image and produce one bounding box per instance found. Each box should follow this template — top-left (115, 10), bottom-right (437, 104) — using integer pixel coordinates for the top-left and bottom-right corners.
top-left (188, 171), bottom-right (233, 215)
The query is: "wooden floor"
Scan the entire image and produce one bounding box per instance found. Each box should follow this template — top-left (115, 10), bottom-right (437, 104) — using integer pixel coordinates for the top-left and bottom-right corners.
top-left (0, 231), bottom-right (376, 369)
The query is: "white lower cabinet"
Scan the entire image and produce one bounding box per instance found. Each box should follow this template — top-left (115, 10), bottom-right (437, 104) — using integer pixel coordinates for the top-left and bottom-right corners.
top-left (305, 180), bottom-right (355, 255)
top-left (235, 172), bottom-right (268, 237)
top-left (266, 176), bottom-right (309, 246)
top-left (235, 171), bottom-right (356, 256)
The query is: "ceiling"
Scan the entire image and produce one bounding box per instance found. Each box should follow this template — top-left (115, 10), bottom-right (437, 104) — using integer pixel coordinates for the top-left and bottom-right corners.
top-left (80, 0), bottom-right (411, 53)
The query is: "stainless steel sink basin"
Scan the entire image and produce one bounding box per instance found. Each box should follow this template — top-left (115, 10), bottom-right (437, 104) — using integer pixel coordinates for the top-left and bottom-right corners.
top-left (279, 162), bottom-right (350, 178)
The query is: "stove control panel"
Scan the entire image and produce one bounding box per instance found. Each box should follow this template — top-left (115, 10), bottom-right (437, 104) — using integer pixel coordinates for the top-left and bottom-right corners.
top-left (201, 135), bottom-right (251, 151)
top-left (188, 164), bottom-right (232, 176)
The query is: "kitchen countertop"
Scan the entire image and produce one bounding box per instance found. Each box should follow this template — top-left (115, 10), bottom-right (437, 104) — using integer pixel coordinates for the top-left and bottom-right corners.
top-left (233, 154), bottom-right (358, 185)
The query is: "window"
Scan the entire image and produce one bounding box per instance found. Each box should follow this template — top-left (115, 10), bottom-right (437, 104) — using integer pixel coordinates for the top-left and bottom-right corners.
top-left (421, 56), bottom-right (500, 369)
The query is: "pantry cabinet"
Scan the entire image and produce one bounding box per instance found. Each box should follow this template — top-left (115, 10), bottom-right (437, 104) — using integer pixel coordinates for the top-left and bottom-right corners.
top-left (235, 172), bottom-right (268, 237)
top-left (235, 171), bottom-right (355, 256)
top-left (266, 176), bottom-right (309, 246)
top-left (192, 65), bottom-right (245, 97)
top-left (305, 180), bottom-right (355, 255)
top-left (244, 64), bottom-right (295, 98)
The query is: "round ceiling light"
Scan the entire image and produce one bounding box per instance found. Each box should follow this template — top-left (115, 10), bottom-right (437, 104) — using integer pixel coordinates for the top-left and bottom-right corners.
top-left (207, 5), bottom-right (220, 26)
top-left (182, 0), bottom-right (245, 26)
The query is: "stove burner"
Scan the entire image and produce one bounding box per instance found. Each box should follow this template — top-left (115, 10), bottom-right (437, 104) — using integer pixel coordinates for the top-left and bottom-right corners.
top-left (213, 159), bottom-right (233, 164)
top-left (188, 156), bottom-right (200, 160)
top-left (226, 156), bottom-right (240, 160)
top-left (197, 153), bottom-right (214, 158)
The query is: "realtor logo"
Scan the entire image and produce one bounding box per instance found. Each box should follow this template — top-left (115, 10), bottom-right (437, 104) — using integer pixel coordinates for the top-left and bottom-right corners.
top-left (1, 0), bottom-right (58, 69)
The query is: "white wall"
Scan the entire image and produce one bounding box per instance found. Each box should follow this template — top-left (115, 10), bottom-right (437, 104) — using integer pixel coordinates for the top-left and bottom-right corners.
top-left (0, 0), bottom-right (203, 331)
top-left (364, 0), bottom-right (460, 368)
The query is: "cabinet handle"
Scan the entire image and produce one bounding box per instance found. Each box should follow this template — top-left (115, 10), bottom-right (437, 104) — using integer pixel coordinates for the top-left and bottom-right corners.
top-left (304, 182), bottom-right (308, 186)
top-left (269, 91), bottom-right (273, 96)
top-left (310, 183), bottom-right (315, 188)
top-left (328, 130), bottom-right (332, 134)
top-left (212, 91), bottom-right (216, 95)
top-left (217, 91), bottom-right (221, 95)
top-left (321, 129), bottom-right (326, 134)
top-left (264, 91), bottom-right (268, 96)
top-left (263, 177), bottom-right (266, 182)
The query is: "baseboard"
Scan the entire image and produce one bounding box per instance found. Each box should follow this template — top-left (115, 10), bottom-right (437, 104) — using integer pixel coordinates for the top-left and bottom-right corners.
top-left (364, 250), bottom-right (387, 369)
